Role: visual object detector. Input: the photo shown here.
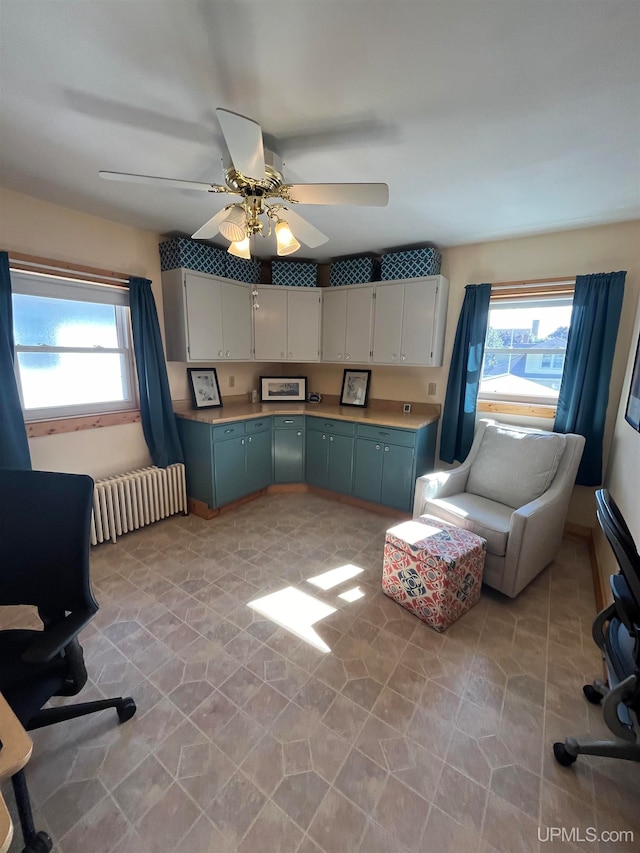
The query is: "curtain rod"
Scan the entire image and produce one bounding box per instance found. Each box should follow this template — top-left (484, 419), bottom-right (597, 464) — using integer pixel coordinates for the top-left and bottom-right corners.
top-left (492, 276), bottom-right (575, 289)
top-left (8, 251), bottom-right (130, 286)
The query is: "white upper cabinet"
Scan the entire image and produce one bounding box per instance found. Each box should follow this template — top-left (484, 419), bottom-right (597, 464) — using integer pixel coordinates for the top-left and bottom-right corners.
top-left (372, 275), bottom-right (449, 367)
top-left (161, 269), bottom-right (252, 362)
top-left (322, 284), bottom-right (374, 364)
top-left (253, 286), bottom-right (321, 361)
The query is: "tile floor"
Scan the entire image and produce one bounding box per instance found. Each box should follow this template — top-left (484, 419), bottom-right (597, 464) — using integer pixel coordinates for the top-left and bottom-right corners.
top-left (2, 493), bottom-right (639, 853)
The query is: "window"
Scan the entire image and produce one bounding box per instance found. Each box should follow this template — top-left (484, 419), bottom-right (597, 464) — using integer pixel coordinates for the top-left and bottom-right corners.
top-left (480, 293), bottom-right (573, 406)
top-left (11, 271), bottom-right (136, 420)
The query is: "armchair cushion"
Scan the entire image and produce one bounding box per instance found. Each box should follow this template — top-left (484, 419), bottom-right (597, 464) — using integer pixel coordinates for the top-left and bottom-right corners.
top-left (466, 423), bottom-right (566, 509)
top-left (423, 493), bottom-right (513, 556)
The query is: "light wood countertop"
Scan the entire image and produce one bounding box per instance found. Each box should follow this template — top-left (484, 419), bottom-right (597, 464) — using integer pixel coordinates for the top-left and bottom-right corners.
top-left (174, 401), bottom-right (440, 430)
top-left (1, 694), bottom-right (33, 852)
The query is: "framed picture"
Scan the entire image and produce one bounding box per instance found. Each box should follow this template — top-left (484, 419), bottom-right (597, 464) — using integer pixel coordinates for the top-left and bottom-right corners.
top-left (260, 376), bottom-right (307, 403)
top-left (624, 332), bottom-right (640, 432)
top-left (340, 369), bottom-right (371, 408)
top-left (187, 368), bottom-right (222, 409)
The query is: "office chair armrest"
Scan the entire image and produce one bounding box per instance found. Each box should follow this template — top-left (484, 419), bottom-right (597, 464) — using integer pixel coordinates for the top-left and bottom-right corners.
top-left (20, 608), bottom-right (96, 665)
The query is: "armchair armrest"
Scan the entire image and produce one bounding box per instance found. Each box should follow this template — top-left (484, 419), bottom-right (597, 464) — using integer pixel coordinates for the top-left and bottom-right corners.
top-left (413, 465), bottom-right (470, 516)
top-left (20, 608), bottom-right (97, 665)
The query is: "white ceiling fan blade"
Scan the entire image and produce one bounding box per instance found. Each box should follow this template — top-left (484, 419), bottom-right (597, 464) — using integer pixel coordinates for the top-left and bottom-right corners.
top-left (191, 207), bottom-right (232, 240)
top-left (99, 171), bottom-right (227, 193)
top-left (286, 183), bottom-right (389, 207)
top-left (278, 207), bottom-right (329, 248)
top-left (216, 108), bottom-right (265, 179)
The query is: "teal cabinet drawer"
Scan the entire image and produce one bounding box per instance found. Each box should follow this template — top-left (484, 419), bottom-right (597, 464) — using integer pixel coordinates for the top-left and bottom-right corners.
top-left (307, 417), bottom-right (355, 437)
top-left (356, 423), bottom-right (416, 447)
top-left (273, 415), bottom-right (305, 429)
top-left (212, 421), bottom-right (245, 442)
top-left (245, 417), bottom-right (272, 434)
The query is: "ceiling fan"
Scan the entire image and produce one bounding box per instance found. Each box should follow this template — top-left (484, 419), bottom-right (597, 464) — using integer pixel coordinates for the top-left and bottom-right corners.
top-left (100, 108), bottom-right (389, 258)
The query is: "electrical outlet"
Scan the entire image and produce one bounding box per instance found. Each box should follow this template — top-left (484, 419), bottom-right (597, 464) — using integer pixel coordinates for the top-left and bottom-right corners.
top-left (428, 382), bottom-right (437, 396)
top-left (228, 375), bottom-right (235, 388)
top-left (403, 403), bottom-right (411, 413)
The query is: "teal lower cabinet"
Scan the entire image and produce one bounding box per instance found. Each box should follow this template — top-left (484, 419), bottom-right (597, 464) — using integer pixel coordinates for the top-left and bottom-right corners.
top-left (353, 422), bottom-right (436, 512)
top-left (177, 416), bottom-right (273, 509)
top-left (305, 418), bottom-right (355, 494)
top-left (273, 416), bottom-right (305, 483)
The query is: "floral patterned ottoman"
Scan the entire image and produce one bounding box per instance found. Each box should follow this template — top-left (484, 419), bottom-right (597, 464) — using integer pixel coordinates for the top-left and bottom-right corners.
top-left (382, 515), bottom-right (486, 632)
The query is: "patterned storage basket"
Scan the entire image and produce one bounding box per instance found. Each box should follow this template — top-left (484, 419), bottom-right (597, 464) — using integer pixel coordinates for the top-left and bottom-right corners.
top-left (225, 256), bottom-right (261, 283)
top-left (382, 515), bottom-right (485, 631)
top-left (159, 237), bottom-right (226, 276)
top-left (380, 247), bottom-right (442, 280)
top-left (329, 257), bottom-right (375, 286)
top-left (271, 260), bottom-right (317, 287)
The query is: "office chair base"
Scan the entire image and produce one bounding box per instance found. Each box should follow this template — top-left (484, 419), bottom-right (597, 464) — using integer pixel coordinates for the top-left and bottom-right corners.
top-left (11, 771), bottom-right (53, 853)
top-left (583, 682), bottom-right (607, 705)
top-left (27, 696), bottom-right (136, 731)
top-left (554, 736), bottom-right (640, 765)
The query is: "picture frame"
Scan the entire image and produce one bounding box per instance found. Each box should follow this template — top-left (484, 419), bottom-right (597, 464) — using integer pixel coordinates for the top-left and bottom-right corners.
top-left (187, 368), bottom-right (222, 409)
top-left (624, 332), bottom-right (640, 432)
top-left (340, 369), bottom-right (371, 408)
top-left (260, 376), bottom-right (307, 403)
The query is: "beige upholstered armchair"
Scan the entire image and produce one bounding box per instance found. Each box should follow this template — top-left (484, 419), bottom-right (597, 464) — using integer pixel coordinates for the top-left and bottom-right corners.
top-left (413, 419), bottom-right (585, 597)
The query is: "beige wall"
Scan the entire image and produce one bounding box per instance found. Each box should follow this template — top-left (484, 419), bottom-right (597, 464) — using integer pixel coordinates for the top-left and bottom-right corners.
top-left (2, 188), bottom-right (638, 527)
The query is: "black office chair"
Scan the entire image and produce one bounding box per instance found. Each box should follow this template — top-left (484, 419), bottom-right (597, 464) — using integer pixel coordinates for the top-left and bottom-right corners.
top-left (0, 468), bottom-right (136, 853)
top-left (553, 488), bottom-right (640, 766)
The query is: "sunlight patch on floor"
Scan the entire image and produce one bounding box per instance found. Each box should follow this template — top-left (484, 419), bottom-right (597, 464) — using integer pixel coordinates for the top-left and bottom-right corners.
top-left (306, 563), bottom-right (363, 591)
top-left (248, 586), bottom-right (336, 652)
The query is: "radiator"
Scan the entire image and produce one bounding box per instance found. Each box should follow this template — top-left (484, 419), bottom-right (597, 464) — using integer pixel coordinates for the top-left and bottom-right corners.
top-left (90, 463), bottom-right (187, 545)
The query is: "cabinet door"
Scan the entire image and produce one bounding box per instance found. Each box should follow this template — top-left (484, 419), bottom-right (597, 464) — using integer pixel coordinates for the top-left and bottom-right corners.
top-left (273, 428), bottom-right (305, 483)
top-left (184, 272), bottom-right (223, 360)
top-left (400, 279), bottom-right (437, 365)
top-left (372, 283), bottom-right (403, 364)
top-left (381, 443), bottom-right (415, 511)
top-left (254, 287), bottom-right (288, 360)
top-left (246, 429), bottom-right (272, 493)
top-left (288, 290), bottom-right (321, 361)
top-left (213, 436), bottom-right (247, 507)
top-left (353, 438), bottom-right (384, 503)
top-left (305, 429), bottom-right (328, 488)
top-left (345, 287), bottom-right (374, 364)
top-left (327, 434), bottom-right (354, 495)
top-left (321, 289), bottom-right (347, 362)
top-left (221, 280), bottom-right (252, 360)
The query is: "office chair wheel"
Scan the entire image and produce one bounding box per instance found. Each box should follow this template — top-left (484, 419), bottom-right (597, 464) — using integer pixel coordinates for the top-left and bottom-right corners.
top-left (22, 830), bottom-right (53, 853)
top-left (117, 697), bottom-right (136, 723)
top-left (583, 683), bottom-right (603, 705)
top-left (553, 742), bottom-right (577, 766)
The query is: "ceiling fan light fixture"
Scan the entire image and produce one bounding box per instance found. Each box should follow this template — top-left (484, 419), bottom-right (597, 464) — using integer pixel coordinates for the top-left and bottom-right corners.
top-left (228, 237), bottom-right (251, 259)
top-left (275, 220), bottom-right (301, 256)
top-left (218, 205), bottom-right (247, 242)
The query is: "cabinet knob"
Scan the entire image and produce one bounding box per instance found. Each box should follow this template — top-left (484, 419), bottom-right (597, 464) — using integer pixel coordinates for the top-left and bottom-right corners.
top-left (241, 438), bottom-right (245, 445)
top-left (375, 444), bottom-right (380, 450)
top-left (384, 445), bottom-right (390, 451)
top-left (296, 431), bottom-right (302, 436)
top-left (329, 436), bottom-right (334, 442)
top-left (345, 353), bottom-right (350, 360)
top-left (248, 436), bottom-right (252, 442)
top-left (338, 353), bottom-right (343, 359)
top-left (322, 434), bottom-right (326, 440)
top-left (288, 352), bottom-right (293, 357)
top-left (280, 352), bottom-right (285, 357)
top-left (401, 354), bottom-right (407, 361)
top-left (391, 354), bottom-right (398, 361)
top-left (226, 351), bottom-right (230, 357)
top-left (219, 350), bottom-right (224, 357)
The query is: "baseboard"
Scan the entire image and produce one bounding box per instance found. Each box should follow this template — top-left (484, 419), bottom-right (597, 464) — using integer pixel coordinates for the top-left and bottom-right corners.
top-left (564, 521), bottom-right (607, 614)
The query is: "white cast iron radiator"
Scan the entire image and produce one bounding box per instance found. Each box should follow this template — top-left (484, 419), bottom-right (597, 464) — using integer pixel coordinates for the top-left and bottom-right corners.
top-left (90, 463), bottom-right (187, 545)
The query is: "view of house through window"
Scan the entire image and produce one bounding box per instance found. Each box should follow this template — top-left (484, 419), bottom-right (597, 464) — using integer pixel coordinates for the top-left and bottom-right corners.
top-left (11, 270), bottom-right (136, 420)
top-left (480, 294), bottom-right (574, 404)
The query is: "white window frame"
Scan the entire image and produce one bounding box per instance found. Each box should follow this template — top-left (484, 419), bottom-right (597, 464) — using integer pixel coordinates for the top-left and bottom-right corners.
top-left (479, 293), bottom-right (573, 407)
top-left (11, 270), bottom-right (137, 421)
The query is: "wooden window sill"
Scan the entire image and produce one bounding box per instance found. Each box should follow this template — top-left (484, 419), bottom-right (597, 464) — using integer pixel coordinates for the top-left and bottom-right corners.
top-left (26, 410), bottom-right (141, 437)
top-left (477, 400), bottom-right (556, 419)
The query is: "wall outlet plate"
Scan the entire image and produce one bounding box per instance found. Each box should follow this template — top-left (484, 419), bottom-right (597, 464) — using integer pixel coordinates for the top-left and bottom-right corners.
top-left (428, 382), bottom-right (437, 396)
top-left (403, 403), bottom-right (411, 413)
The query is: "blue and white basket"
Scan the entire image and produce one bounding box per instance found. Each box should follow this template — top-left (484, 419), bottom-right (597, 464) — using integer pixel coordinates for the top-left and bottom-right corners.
top-left (159, 237), bottom-right (226, 276)
top-left (271, 261), bottom-right (317, 287)
top-left (225, 256), bottom-right (261, 283)
top-left (329, 257), bottom-right (375, 286)
top-left (381, 247), bottom-right (442, 280)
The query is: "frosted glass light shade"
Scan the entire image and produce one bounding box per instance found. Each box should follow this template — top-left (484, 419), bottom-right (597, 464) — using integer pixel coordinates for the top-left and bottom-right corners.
top-left (228, 237), bottom-right (251, 259)
top-left (219, 206), bottom-right (247, 242)
top-left (275, 220), bottom-right (301, 256)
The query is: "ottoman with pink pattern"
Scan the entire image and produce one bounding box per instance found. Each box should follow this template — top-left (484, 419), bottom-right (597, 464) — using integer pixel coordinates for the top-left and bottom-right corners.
top-left (382, 515), bottom-right (486, 632)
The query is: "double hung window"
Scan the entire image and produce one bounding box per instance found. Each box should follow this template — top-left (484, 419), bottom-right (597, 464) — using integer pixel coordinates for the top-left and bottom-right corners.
top-left (11, 271), bottom-right (136, 421)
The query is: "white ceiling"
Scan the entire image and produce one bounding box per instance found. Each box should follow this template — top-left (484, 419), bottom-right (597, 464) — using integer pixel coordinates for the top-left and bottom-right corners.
top-left (1, 0), bottom-right (639, 261)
